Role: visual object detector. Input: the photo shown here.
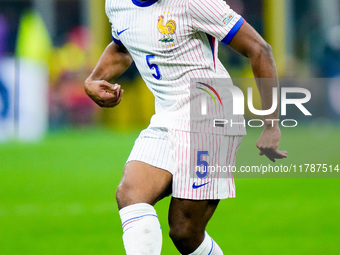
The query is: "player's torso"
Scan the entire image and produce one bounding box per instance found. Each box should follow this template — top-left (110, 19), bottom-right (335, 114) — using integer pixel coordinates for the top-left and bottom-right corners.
top-left (106, 0), bottom-right (244, 135)
top-left (106, 0), bottom-right (221, 87)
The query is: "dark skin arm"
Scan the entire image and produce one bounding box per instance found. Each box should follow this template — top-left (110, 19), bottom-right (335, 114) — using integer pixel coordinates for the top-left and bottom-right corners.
top-left (229, 22), bottom-right (287, 162)
top-left (84, 42), bottom-right (133, 108)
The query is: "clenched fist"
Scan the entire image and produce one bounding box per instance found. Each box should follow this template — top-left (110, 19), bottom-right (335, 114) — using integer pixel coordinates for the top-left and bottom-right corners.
top-left (84, 78), bottom-right (124, 108)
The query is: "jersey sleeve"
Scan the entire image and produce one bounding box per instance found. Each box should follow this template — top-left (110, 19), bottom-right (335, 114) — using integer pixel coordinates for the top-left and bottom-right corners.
top-left (110, 25), bottom-right (122, 45)
top-left (105, 3), bottom-right (122, 45)
top-left (188, 0), bottom-right (245, 45)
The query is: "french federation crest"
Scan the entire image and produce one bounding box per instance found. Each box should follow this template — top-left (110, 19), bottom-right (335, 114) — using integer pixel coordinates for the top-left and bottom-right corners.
top-left (157, 15), bottom-right (176, 43)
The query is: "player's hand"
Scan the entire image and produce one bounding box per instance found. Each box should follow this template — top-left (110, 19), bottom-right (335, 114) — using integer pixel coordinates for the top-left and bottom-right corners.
top-left (84, 78), bottom-right (124, 108)
top-left (256, 126), bottom-right (287, 163)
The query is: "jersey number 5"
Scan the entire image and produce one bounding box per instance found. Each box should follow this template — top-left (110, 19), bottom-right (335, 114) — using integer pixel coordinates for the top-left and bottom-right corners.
top-left (146, 55), bottom-right (162, 80)
top-left (197, 151), bottom-right (209, 179)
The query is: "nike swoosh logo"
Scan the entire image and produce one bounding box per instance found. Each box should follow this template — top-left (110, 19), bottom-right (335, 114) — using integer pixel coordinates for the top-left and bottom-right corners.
top-left (117, 28), bottom-right (129, 36)
top-left (192, 182), bottom-right (210, 189)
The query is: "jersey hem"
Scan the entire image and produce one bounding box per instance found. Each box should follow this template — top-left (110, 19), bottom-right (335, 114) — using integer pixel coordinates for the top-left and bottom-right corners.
top-left (112, 36), bottom-right (122, 45)
top-left (172, 193), bottom-right (236, 200)
top-left (148, 123), bottom-right (247, 136)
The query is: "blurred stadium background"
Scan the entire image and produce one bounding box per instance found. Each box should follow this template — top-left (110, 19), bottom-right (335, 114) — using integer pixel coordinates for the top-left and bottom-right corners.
top-left (0, 0), bottom-right (339, 254)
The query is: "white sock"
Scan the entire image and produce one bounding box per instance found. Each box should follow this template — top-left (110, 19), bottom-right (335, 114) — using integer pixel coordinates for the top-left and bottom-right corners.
top-left (119, 203), bottom-right (162, 255)
top-left (187, 232), bottom-right (223, 255)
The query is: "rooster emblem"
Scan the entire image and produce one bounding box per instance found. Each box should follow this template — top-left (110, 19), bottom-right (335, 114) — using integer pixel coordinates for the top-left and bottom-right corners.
top-left (158, 16), bottom-right (176, 43)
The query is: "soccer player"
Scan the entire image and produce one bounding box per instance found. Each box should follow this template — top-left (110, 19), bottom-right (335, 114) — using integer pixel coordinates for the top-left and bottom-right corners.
top-left (85, 0), bottom-right (287, 254)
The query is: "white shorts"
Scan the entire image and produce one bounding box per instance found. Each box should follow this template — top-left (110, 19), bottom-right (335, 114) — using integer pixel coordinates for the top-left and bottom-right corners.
top-left (126, 127), bottom-right (243, 200)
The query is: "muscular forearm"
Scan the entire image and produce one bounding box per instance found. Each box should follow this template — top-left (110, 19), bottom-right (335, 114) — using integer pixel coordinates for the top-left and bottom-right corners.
top-left (229, 22), bottom-right (287, 161)
top-left (229, 22), bottom-right (280, 125)
top-left (88, 42), bottom-right (133, 82)
top-left (84, 42), bottom-right (133, 108)
top-left (249, 43), bottom-right (280, 125)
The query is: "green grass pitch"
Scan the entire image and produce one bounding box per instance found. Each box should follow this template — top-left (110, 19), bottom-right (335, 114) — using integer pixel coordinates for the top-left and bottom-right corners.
top-left (0, 125), bottom-right (339, 254)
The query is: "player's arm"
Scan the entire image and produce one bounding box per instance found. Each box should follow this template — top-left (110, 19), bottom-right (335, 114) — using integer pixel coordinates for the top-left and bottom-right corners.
top-left (228, 22), bottom-right (287, 162)
top-left (85, 42), bottom-right (133, 108)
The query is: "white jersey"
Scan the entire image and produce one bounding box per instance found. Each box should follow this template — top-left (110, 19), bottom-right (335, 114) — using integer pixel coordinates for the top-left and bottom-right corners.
top-left (105, 0), bottom-right (246, 135)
